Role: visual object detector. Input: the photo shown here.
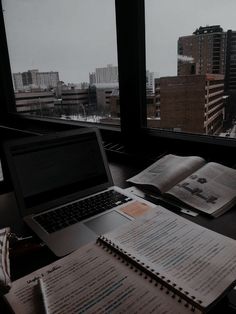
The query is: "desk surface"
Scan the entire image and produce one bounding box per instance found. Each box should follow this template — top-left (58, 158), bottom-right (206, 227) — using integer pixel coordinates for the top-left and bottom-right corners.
top-left (0, 158), bottom-right (236, 313)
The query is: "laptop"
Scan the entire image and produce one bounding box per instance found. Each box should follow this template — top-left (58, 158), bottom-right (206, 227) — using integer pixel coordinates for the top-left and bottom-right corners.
top-left (3, 128), bottom-right (153, 256)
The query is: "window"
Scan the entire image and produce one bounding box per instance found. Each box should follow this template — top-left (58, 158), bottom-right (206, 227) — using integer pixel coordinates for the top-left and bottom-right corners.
top-left (2, 0), bottom-right (120, 126)
top-left (145, 0), bottom-right (236, 140)
top-left (0, 0), bottom-right (235, 159)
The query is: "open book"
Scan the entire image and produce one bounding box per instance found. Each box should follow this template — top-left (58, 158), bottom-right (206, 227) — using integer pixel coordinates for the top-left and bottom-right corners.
top-left (0, 228), bottom-right (11, 295)
top-left (127, 154), bottom-right (236, 217)
top-left (4, 206), bottom-right (236, 314)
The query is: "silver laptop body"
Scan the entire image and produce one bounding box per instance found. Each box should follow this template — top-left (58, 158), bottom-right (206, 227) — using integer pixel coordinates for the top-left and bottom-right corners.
top-left (4, 128), bottom-right (151, 256)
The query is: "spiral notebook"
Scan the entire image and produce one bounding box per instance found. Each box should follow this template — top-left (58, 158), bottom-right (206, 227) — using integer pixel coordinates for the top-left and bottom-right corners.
top-left (5, 206), bottom-right (236, 313)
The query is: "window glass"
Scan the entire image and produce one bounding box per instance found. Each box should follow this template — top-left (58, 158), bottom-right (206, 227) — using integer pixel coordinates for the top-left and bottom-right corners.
top-left (145, 0), bottom-right (236, 139)
top-left (2, 0), bottom-right (120, 125)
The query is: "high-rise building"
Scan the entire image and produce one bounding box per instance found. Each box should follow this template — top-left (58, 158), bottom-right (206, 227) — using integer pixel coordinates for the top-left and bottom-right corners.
top-left (89, 72), bottom-right (96, 85)
top-left (12, 73), bottom-right (24, 91)
top-left (95, 64), bottom-right (118, 84)
top-left (178, 26), bottom-right (236, 96)
top-left (13, 69), bottom-right (59, 91)
top-left (178, 25), bottom-right (226, 76)
top-left (225, 30), bottom-right (236, 94)
top-left (36, 71), bottom-right (59, 89)
top-left (178, 25), bottom-right (236, 116)
top-left (155, 74), bottom-right (225, 135)
top-left (146, 70), bottom-right (155, 93)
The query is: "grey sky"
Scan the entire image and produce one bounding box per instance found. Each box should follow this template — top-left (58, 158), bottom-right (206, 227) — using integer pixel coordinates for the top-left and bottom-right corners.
top-left (3, 0), bottom-right (236, 83)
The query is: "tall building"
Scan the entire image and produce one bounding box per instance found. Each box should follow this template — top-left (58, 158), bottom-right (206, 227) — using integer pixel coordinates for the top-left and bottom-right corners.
top-left (178, 25), bottom-right (236, 116)
top-left (178, 25), bottom-right (226, 76)
top-left (13, 69), bottom-right (59, 91)
top-left (146, 70), bottom-right (155, 93)
top-left (95, 64), bottom-right (118, 84)
top-left (89, 72), bottom-right (96, 85)
top-left (36, 71), bottom-right (59, 89)
top-left (178, 25), bottom-right (236, 95)
top-left (225, 30), bottom-right (236, 94)
top-left (155, 74), bottom-right (225, 135)
top-left (12, 73), bottom-right (23, 91)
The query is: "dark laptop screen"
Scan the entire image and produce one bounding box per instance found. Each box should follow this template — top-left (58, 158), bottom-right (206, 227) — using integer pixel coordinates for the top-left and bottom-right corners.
top-left (10, 130), bottom-right (109, 210)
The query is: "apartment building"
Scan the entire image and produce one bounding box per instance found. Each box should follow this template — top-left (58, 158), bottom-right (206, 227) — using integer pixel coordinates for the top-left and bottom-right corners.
top-left (178, 26), bottom-right (236, 98)
top-left (156, 74), bottom-right (225, 135)
top-left (13, 69), bottom-right (59, 91)
top-left (178, 25), bottom-right (226, 76)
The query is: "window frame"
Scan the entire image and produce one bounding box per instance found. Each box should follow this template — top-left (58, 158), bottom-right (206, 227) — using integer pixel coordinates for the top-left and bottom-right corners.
top-left (0, 0), bottom-right (235, 155)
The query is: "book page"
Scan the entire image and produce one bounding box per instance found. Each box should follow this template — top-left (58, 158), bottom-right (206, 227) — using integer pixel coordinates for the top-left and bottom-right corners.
top-left (5, 242), bottom-right (193, 314)
top-left (167, 162), bottom-right (236, 216)
top-left (103, 207), bottom-right (236, 309)
top-left (127, 154), bottom-right (206, 193)
top-left (0, 228), bottom-right (11, 294)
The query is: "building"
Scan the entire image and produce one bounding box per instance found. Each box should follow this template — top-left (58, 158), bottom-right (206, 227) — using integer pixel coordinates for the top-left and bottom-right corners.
top-left (178, 25), bottom-right (226, 76)
top-left (178, 25), bottom-right (236, 117)
top-left (146, 70), bottom-right (155, 93)
top-left (155, 74), bottom-right (225, 135)
top-left (225, 30), bottom-right (236, 95)
top-left (96, 85), bottom-right (118, 113)
top-left (89, 72), bottom-right (96, 85)
top-left (14, 91), bottom-right (55, 113)
top-left (61, 88), bottom-right (89, 107)
top-left (36, 71), bottom-right (59, 89)
top-left (12, 73), bottom-right (24, 91)
top-left (89, 65), bottom-right (119, 84)
top-left (95, 64), bottom-right (118, 84)
top-left (13, 69), bottom-right (59, 91)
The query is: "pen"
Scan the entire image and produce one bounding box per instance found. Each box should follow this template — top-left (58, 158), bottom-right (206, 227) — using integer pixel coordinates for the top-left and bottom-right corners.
top-left (37, 278), bottom-right (49, 314)
top-left (144, 193), bottom-right (198, 217)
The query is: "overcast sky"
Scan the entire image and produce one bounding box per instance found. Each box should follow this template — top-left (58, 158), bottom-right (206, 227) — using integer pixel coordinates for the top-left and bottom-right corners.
top-left (3, 0), bottom-right (236, 83)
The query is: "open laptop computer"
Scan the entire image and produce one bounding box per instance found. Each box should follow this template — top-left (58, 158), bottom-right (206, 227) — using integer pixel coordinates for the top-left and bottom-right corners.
top-left (3, 128), bottom-right (153, 256)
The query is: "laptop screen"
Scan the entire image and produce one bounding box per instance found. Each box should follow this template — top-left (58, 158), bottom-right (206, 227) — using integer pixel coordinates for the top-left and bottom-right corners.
top-left (7, 129), bottom-right (112, 214)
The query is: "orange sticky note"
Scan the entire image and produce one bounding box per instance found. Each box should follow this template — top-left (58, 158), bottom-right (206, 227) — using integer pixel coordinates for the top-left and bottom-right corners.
top-left (121, 201), bottom-right (152, 218)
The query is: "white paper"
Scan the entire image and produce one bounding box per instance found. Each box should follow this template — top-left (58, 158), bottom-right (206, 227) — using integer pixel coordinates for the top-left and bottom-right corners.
top-left (168, 162), bottom-right (236, 216)
top-left (5, 242), bottom-right (196, 314)
top-left (104, 206), bottom-right (236, 308)
top-left (127, 154), bottom-right (205, 193)
top-left (0, 227), bottom-right (11, 292)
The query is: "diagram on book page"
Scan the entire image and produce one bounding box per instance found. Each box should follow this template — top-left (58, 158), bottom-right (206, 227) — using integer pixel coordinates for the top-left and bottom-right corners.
top-left (168, 162), bottom-right (236, 214)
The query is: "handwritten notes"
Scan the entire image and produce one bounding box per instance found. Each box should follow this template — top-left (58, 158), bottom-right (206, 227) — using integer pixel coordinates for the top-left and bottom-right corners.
top-left (5, 243), bottom-right (192, 314)
top-left (104, 207), bottom-right (236, 308)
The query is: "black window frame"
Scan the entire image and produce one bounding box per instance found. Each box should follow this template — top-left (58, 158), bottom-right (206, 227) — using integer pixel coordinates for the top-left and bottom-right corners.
top-left (0, 0), bottom-right (235, 163)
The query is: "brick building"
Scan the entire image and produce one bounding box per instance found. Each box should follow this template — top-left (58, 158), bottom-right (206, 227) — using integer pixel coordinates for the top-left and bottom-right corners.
top-left (155, 74), bottom-right (225, 135)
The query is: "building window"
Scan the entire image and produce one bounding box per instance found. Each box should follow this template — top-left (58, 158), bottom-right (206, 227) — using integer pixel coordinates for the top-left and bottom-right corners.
top-left (2, 0), bottom-right (120, 126)
top-left (145, 0), bottom-right (236, 139)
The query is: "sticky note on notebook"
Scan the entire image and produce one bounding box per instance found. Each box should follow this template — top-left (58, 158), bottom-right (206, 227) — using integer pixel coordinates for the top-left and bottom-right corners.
top-left (121, 201), bottom-right (152, 218)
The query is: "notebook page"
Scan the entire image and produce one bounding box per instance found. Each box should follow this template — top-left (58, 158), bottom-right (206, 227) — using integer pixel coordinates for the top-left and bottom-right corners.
top-left (5, 242), bottom-right (195, 314)
top-left (39, 243), bottom-right (195, 314)
top-left (103, 206), bottom-right (236, 309)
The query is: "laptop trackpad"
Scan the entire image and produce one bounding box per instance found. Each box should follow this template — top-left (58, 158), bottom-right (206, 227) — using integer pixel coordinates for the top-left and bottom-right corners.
top-left (85, 211), bottom-right (130, 235)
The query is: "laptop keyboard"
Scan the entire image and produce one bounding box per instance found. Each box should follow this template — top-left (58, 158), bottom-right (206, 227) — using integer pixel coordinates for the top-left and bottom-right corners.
top-left (34, 190), bottom-right (133, 233)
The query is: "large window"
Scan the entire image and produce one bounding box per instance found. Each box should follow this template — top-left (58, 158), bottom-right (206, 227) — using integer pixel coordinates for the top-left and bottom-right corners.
top-left (2, 0), bottom-right (120, 125)
top-left (1, 0), bottom-right (236, 152)
top-left (145, 0), bottom-right (236, 140)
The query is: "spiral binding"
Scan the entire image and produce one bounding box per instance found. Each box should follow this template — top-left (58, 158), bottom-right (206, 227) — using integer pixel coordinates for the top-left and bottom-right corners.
top-left (97, 236), bottom-right (201, 312)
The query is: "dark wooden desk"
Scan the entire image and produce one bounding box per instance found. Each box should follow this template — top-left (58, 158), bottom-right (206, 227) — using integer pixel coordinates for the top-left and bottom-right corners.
top-left (0, 158), bottom-right (236, 313)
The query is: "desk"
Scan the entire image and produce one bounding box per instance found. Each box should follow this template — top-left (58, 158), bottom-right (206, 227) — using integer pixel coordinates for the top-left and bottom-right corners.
top-left (0, 158), bottom-right (236, 313)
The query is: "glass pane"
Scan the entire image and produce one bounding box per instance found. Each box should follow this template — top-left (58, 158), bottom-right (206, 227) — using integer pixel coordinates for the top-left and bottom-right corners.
top-left (145, 0), bottom-right (236, 139)
top-left (3, 0), bottom-right (120, 125)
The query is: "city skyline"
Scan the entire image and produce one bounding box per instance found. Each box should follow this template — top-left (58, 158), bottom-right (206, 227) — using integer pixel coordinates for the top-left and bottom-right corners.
top-left (3, 0), bottom-right (236, 83)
